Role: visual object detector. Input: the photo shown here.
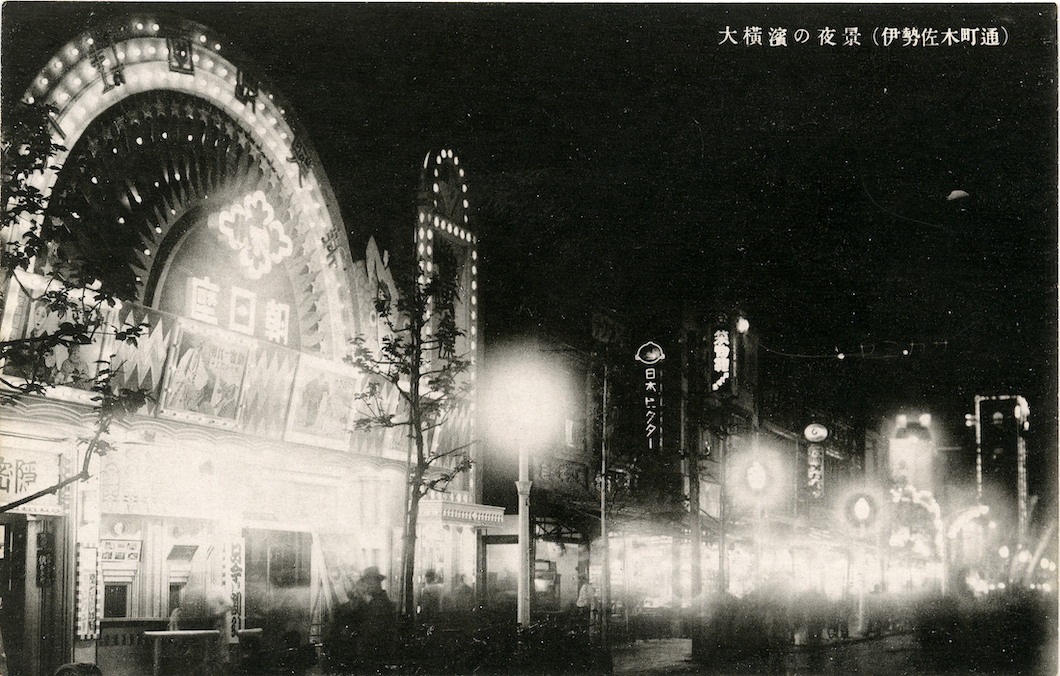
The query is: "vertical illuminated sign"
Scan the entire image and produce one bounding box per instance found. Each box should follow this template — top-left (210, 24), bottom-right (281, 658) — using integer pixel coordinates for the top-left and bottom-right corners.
top-left (711, 329), bottom-right (732, 394)
top-left (635, 342), bottom-right (666, 453)
top-left (807, 444), bottom-right (824, 498)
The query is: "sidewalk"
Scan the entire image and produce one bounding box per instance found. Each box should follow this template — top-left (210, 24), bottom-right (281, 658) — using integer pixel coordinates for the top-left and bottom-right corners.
top-left (612, 638), bottom-right (698, 675)
top-left (610, 631), bottom-right (912, 676)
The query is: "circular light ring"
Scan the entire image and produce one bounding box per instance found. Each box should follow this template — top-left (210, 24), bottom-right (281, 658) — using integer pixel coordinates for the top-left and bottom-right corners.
top-left (22, 15), bottom-right (355, 358)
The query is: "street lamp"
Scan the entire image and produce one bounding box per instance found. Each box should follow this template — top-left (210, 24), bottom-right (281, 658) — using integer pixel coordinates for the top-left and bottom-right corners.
top-left (844, 493), bottom-right (878, 636)
top-left (482, 348), bottom-right (563, 627)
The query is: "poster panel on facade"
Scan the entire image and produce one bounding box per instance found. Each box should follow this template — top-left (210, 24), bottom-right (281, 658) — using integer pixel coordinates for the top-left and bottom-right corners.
top-left (105, 302), bottom-right (177, 414)
top-left (285, 354), bottom-right (362, 450)
top-left (159, 320), bottom-right (250, 428)
top-left (240, 340), bottom-right (298, 440)
top-left (0, 274), bottom-right (109, 405)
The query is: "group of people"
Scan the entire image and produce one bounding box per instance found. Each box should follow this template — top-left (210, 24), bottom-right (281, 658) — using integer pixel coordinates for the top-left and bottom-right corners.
top-left (323, 566), bottom-right (483, 672)
top-left (416, 570), bottom-right (475, 622)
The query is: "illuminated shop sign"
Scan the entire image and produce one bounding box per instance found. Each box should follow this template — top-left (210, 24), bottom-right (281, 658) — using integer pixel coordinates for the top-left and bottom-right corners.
top-left (208, 190), bottom-right (294, 280)
top-left (635, 342), bottom-right (665, 452)
top-left (807, 443), bottom-right (824, 498)
top-left (711, 329), bottom-right (732, 393)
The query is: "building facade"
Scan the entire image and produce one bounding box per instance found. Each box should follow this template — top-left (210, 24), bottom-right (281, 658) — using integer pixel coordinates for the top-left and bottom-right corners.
top-left (0, 14), bottom-right (501, 676)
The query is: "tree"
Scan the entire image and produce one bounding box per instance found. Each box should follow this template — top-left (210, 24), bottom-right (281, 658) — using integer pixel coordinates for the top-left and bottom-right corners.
top-left (1, 101), bottom-right (149, 513)
top-left (349, 250), bottom-right (473, 620)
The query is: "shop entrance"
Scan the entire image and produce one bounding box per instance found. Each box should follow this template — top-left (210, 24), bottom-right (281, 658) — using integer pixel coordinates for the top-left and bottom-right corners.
top-left (244, 529), bottom-right (312, 646)
top-left (0, 515), bottom-right (68, 676)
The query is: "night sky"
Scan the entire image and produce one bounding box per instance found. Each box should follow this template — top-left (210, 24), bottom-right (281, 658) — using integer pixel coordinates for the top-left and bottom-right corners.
top-left (3, 3), bottom-right (1057, 500)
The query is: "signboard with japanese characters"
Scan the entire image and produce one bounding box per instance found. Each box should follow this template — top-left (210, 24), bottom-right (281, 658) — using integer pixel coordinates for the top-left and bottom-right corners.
top-left (76, 544), bottom-right (101, 640)
top-left (224, 538), bottom-right (246, 644)
top-left (807, 443), bottom-right (824, 499)
top-left (0, 449), bottom-right (63, 516)
top-left (710, 328), bottom-right (733, 395)
top-left (635, 342), bottom-right (665, 454)
top-left (155, 190), bottom-right (299, 350)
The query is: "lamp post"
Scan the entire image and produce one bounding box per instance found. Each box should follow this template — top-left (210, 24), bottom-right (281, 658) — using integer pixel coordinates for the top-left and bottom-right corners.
top-left (746, 460), bottom-right (768, 585)
top-left (516, 437), bottom-right (533, 627)
top-left (483, 349), bottom-right (562, 629)
top-left (852, 496), bottom-right (872, 635)
top-left (841, 490), bottom-right (879, 637)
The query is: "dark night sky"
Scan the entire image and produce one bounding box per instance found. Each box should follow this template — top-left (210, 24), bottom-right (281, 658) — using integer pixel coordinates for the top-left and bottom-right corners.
top-left (3, 3), bottom-right (1058, 496)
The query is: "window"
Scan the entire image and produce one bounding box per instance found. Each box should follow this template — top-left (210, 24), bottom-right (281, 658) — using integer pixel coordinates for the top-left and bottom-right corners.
top-left (103, 584), bottom-right (128, 618)
top-left (169, 583), bottom-right (184, 614)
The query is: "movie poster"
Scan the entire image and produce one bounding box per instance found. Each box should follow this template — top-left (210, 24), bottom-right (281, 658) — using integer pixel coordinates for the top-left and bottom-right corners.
top-left (159, 322), bottom-right (250, 427)
top-left (284, 354), bottom-right (363, 450)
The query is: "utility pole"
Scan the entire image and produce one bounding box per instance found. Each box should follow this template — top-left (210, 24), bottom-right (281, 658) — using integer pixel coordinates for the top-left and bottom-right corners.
top-left (681, 321), bottom-right (703, 609)
top-left (600, 362), bottom-right (610, 650)
top-left (718, 433), bottom-right (727, 594)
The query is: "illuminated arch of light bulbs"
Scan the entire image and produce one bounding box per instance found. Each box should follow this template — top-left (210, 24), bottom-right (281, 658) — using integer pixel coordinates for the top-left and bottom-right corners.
top-left (416, 149), bottom-right (478, 355)
top-left (22, 15), bottom-right (355, 358)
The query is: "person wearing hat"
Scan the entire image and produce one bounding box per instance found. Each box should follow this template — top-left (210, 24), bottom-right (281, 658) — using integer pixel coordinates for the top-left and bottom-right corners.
top-left (352, 566), bottom-right (395, 671)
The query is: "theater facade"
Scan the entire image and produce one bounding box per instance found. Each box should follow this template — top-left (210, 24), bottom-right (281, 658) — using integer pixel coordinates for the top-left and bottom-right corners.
top-left (0, 14), bottom-right (502, 676)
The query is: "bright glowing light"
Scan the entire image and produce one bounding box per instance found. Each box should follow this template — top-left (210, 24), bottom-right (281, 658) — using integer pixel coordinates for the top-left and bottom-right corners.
top-left (481, 346), bottom-right (567, 451)
top-left (1019, 549), bottom-right (1031, 563)
top-left (999, 546), bottom-right (1010, 559)
top-left (853, 496), bottom-right (871, 522)
top-left (746, 461), bottom-right (768, 493)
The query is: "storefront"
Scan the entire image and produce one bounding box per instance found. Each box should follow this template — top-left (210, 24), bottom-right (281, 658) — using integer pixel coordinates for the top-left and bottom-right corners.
top-left (1, 12), bottom-right (494, 676)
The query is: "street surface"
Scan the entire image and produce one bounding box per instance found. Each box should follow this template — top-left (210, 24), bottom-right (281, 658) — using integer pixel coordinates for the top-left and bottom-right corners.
top-left (612, 634), bottom-right (1057, 676)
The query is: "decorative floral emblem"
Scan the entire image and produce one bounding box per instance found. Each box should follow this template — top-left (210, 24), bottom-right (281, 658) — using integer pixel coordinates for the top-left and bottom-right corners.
top-left (208, 190), bottom-right (294, 280)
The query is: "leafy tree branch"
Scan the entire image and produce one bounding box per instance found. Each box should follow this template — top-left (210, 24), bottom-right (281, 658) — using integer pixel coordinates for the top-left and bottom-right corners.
top-left (1, 100), bottom-right (151, 512)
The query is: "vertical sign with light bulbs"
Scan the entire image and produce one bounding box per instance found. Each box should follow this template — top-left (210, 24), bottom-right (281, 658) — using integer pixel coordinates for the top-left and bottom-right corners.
top-left (710, 327), bottom-right (733, 397)
top-left (804, 423), bottom-right (829, 501)
top-left (706, 314), bottom-right (752, 403)
top-left (635, 342), bottom-right (666, 454)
